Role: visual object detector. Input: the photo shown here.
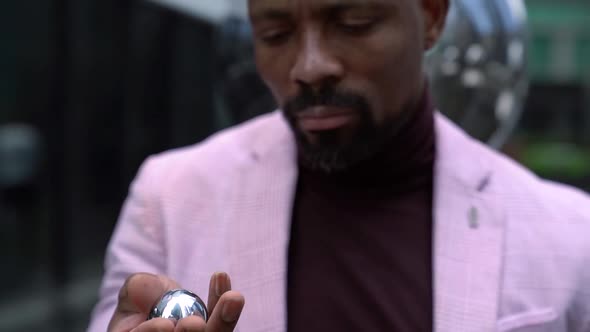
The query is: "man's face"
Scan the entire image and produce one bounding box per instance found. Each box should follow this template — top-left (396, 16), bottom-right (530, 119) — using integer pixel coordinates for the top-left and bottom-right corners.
top-left (249, 0), bottom-right (447, 172)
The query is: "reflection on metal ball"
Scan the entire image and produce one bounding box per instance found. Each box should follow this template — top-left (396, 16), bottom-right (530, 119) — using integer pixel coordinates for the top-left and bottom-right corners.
top-left (148, 289), bottom-right (208, 322)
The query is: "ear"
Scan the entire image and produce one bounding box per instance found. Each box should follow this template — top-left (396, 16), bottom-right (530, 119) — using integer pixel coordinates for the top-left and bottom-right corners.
top-left (422, 0), bottom-right (450, 50)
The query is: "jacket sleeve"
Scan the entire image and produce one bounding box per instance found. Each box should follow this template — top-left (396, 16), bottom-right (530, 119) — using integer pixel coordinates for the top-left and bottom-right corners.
top-left (86, 156), bottom-right (167, 332)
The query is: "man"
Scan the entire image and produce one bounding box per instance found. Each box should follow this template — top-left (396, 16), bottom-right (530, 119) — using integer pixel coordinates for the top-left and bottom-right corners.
top-left (88, 0), bottom-right (590, 331)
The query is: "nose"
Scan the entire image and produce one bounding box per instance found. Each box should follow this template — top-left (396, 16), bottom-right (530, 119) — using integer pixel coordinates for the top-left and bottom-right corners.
top-left (289, 30), bottom-right (344, 88)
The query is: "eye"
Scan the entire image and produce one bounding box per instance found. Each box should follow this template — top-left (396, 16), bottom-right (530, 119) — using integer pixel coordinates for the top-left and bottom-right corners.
top-left (335, 10), bottom-right (384, 35)
top-left (257, 28), bottom-right (292, 46)
top-left (337, 18), bottom-right (378, 33)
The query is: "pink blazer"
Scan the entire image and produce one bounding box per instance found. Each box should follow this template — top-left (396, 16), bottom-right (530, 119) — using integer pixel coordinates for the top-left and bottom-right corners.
top-left (88, 112), bottom-right (590, 332)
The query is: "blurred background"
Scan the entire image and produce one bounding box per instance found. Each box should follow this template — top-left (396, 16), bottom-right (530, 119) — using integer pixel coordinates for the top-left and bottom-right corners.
top-left (0, 0), bottom-right (588, 331)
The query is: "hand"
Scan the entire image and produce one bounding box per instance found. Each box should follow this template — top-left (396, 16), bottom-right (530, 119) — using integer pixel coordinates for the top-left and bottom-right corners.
top-left (108, 272), bottom-right (245, 332)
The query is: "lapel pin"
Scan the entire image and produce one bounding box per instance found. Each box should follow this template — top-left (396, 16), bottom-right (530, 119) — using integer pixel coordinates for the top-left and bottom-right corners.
top-left (468, 206), bottom-right (479, 229)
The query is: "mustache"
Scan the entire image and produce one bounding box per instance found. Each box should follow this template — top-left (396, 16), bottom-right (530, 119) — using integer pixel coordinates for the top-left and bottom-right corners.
top-left (283, 86), bottom-right (371, 116)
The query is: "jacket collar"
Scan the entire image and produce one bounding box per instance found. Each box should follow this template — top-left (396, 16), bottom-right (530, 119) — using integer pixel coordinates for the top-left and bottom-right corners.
top-left (432, 113), bottom-right (506, 331)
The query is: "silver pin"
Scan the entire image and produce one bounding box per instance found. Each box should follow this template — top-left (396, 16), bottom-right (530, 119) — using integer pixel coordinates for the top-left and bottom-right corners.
top-left (468, 206), bottom-right (479, 229)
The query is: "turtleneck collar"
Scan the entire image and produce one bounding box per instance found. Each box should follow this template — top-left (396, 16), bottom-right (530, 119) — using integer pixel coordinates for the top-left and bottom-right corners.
top-left (297, 86), bottom-right (436, 197)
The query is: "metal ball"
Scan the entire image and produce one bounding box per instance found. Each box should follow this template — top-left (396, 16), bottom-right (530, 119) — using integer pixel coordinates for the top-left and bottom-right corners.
top-left (148, 289), bottom-right (208, 322)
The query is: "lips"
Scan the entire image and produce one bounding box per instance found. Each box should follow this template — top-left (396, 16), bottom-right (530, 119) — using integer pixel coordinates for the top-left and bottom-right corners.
top-left (295, 106), bottom-right (358, 131)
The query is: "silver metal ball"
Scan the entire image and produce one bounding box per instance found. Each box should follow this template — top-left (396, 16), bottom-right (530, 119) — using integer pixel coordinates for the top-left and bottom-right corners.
top-left (148, 289), bottom-right (208, 322)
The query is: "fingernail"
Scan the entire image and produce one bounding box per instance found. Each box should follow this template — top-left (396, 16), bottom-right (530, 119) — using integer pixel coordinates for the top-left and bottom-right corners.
top-left (215, 272), bottom-right (228, 297)
top-left (221, 298), bottom-right (242, 323)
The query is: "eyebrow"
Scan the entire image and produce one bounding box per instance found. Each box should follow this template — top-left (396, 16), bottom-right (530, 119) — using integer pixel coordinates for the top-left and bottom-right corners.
top-left (320, 2), bottom-right (387, 16)
top-left (250, 9), bottom-right (293, 24)
top-left (250, 0), bottom-right (393, 23)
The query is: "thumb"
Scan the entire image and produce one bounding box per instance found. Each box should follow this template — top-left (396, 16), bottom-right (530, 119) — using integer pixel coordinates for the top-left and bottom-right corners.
top-left (108, 273), bottom-right (182, 332)
top-left (118, 273), bottom-right (182, 314)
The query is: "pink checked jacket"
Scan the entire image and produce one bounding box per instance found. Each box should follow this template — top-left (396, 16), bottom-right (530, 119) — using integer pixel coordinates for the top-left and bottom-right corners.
top-left (87, 112), bottom-right (590, 332)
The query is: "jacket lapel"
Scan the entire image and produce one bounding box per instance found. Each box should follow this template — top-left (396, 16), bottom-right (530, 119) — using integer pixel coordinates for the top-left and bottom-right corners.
top-left (226, 113), bottom-right (297, 332)
top-left (433, 114), bottom-right (506, 331)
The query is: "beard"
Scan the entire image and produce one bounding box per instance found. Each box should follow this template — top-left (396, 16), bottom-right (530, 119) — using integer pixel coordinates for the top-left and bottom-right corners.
top-left (282, 85), bottom-right (395, 174)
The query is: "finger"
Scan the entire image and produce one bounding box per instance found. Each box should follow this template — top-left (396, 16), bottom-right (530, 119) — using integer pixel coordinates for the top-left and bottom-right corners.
top-left (130, 318), bottom-right (175, 332)
top-left (205, 291), bottom-right (245, 332)
top-left (109, 273), bottom-right (183, 332)
top-left (174, 315), bottom-right (207, 332)
top-left (118, 273), bottom-right (182, 314)
top-left (207, 272), bottom-right (231, 314)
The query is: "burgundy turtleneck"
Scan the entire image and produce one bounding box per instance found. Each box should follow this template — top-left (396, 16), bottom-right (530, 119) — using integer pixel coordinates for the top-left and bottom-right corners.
top-left (287, 88), bottom-right (435, 332)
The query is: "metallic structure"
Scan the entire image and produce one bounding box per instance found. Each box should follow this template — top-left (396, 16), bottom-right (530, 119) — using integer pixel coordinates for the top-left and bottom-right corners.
top-left (426, 0), bottom-right (529, 148)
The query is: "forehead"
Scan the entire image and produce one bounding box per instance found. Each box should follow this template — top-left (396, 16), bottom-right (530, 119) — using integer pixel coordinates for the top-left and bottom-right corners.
top-left (248, 0), bottom-right (399, 18)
